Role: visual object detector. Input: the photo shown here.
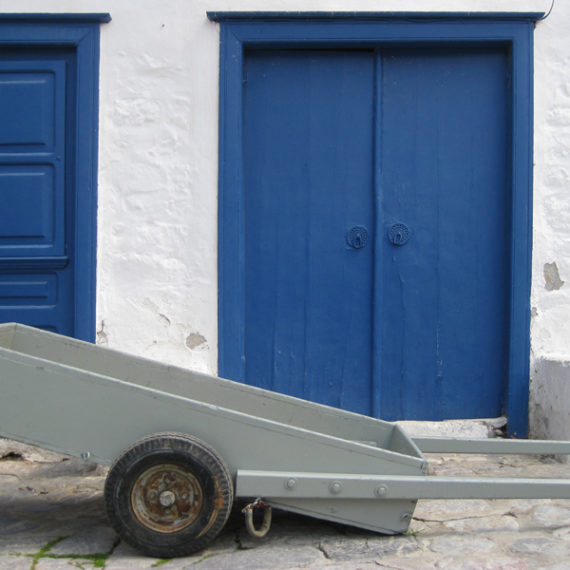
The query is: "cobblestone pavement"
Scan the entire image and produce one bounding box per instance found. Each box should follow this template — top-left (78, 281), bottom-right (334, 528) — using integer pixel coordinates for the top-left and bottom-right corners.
top-left (1, 439), bottom-right (570, 569)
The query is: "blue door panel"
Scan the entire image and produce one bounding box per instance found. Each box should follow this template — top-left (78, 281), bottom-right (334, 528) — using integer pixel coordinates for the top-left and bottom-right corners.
top-left (0, 63), bottom-right (64, 149)
top-left (0, 271), bottom-right (73, 332)
top-left (239, 46), bottom-right (510, 420)
top-left (243, 50), bottom-right (375, 414)
top-left (0, 61), bottom-right (66, 258)
top-left (0, 165), bottom-right (59, 249)
top-left (0, 56), bottom-right (73, 336)
top-left (379, 48), bottom-right (509, 420)
top-left (0, 273), bottom-right (56, 304)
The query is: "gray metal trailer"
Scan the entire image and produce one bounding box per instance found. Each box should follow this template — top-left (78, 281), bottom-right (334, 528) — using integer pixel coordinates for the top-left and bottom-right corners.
top-left (1, 323), bottom-right (569, 558)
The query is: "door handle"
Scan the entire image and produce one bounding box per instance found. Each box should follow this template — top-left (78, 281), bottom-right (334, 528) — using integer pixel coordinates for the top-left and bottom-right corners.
top-left (388, 223), bottom-right (410, 246)
top-left (347, 226), bottom-right (369, 249)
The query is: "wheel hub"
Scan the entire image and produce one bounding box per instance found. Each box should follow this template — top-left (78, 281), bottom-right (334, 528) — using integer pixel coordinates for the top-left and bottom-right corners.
top-left (131, 463), bottom-right (204, 533)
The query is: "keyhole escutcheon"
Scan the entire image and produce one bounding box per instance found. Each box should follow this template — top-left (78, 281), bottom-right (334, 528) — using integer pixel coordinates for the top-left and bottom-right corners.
top-left (388, 223), bottom-right (410, 246)
top-left (347, 226), bottom-right (369, 249)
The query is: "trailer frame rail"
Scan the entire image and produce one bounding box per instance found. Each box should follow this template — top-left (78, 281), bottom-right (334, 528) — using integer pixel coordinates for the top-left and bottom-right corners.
top-left (237, 470), bottom-right (570, 500)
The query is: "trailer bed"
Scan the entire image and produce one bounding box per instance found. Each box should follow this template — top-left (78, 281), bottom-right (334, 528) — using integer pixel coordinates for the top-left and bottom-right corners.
top-left (0, 323), bottom-right (425, 538)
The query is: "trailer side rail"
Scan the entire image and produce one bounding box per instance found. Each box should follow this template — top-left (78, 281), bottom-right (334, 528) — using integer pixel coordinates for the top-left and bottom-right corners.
top-left (237, 470), bottom-right (570, 500)
top-left (412, 437), bottom-right (570, 455)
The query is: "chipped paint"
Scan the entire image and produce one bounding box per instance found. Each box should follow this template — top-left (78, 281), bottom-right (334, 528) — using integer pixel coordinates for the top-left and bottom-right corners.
top-left (96, 320), bottom-right (109, 346)
top-left (186, 333), bottom-right (207, 350)
top-left (159, 314), bottom-right (171, 327)
top-left (544, 262), bottom-right (565, 291)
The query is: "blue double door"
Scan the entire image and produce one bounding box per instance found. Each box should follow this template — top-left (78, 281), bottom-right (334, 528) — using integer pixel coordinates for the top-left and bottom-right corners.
top-left (0, 49), bottom-right (77, 336)
top-left (240, 46), bottom-right (510, 420)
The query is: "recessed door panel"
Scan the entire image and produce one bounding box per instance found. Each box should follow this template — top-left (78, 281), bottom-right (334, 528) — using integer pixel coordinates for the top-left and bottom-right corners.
top-left (0, 55), bottom-right (73, 335)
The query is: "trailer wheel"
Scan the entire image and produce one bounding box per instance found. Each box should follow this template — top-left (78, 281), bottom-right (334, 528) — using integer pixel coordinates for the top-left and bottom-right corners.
top-left (104, 432), bottom-right (233, 558)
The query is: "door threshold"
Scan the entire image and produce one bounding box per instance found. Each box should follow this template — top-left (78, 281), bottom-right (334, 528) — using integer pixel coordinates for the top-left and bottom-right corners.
top-left (396, 417), bottom-right (507, 439)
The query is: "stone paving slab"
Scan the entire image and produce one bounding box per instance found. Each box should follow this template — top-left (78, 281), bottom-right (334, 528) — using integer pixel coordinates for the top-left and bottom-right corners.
top-left (1, 439), bottom-right (570, 569)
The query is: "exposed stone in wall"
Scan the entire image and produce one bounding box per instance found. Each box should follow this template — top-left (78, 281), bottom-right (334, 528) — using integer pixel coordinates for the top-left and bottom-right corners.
top-left (185, 332), bottom-right (208, 350)
top-left (544, 261), bottom-right (565, 291)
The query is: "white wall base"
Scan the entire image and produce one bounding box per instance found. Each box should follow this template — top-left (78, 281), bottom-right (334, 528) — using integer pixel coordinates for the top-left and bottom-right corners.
top-left (530, 358), bottom-right (570, 461)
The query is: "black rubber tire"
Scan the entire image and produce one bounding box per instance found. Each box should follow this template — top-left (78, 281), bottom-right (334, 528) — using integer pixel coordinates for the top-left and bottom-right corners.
top-left (104, 432), bottom-right (233, 558)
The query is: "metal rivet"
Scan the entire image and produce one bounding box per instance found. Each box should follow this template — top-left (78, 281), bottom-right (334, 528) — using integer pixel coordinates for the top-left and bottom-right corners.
top-left (284, 478), bottom-right (297, 490)
top-left (329, 481), bottom-right (343, 495)
top-left (375, 485), bottom-right (388, 497)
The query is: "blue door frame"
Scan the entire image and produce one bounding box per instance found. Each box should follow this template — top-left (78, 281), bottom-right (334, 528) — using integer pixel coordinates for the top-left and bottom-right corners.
top-left (210, 13), bottom-right (537, 437)
top-left (0, 14), bottom-right (109, 342)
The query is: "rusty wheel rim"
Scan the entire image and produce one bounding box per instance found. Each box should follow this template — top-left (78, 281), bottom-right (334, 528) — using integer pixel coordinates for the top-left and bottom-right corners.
top-left (131, 463), bottom-right (204, 533)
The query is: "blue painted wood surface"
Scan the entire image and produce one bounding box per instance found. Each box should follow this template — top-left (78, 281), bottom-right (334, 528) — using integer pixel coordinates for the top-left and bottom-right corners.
top-left (0, 54), bottom-right (74, 336)
top-left (208, 12), bottom-right (544, 21)
top-left (243, 50), bottom-right (375, 414)
top-left (241, 46), bottom-right (509, 420)
top-left (0, 18), bottom-right (105, 341)
top-left (216, 17), bottom-right (534, 433)
top-left (378, 47), bottom-right (509, 420)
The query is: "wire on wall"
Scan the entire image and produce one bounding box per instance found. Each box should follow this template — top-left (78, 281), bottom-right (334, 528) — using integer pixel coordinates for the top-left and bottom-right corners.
top-left (538, 0), bottom-right (555, 20)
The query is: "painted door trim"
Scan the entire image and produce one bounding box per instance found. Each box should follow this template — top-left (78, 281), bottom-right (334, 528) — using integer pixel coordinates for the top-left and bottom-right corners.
top-left (208, 11), bottom-right (544, 21)
top-left (212, 15), bottom-right (536, 436)
top-left (0, 15), bottom-right (110, 342)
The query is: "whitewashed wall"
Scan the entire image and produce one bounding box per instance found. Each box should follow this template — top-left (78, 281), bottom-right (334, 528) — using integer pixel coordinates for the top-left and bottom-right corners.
top-left (529, 0), bottom-right (570, 439)
top-left (0, 1), bottom-right (565, 427)
top-left (531, 1), bottom-right (570, 357)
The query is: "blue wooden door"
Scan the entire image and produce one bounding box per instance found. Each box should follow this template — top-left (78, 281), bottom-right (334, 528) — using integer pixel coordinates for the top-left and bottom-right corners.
top-left (244, 50), bottom-right (375, 414)
top-left (241, 47), bottom-right (509, 420)
top-left (0, 52), bottom-right (75, 336)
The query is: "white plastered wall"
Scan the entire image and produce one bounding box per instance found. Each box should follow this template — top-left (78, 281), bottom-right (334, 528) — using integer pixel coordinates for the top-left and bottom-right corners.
top-left (531, 0), bottom-right (570, 358)
top-left (529, 0), bottom-right (570, 439)
top-left (0, 1), bottom-right (564, 431)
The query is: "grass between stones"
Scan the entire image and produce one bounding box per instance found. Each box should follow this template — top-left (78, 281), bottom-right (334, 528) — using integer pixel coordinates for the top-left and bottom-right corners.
top-left (13, 535), bottom-right (121, 569)
top-left (13, 538), bottom-right (214, 568)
